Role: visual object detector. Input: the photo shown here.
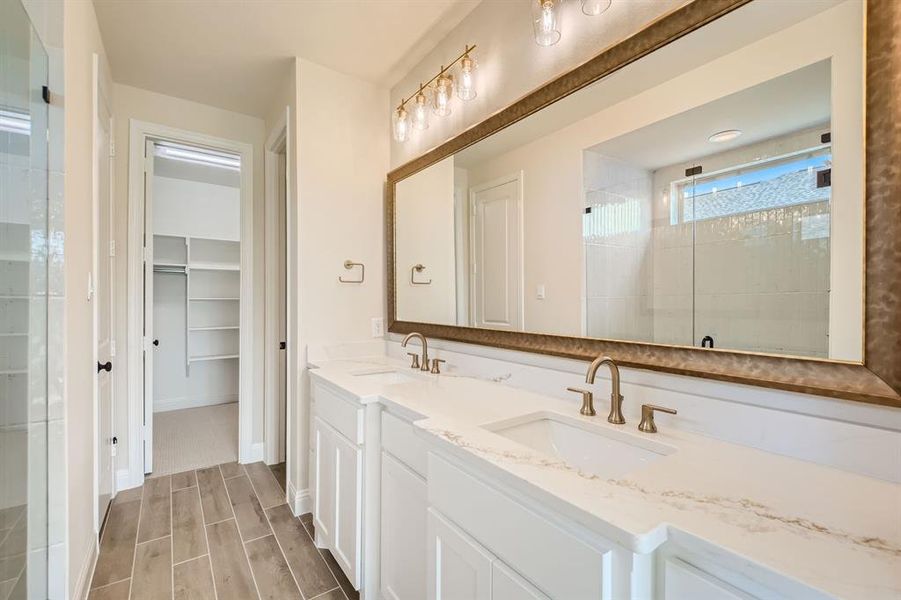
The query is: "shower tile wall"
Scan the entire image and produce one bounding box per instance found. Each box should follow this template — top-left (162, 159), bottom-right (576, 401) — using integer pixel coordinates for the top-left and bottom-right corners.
top-left (585, 125), bottom-right (831, 357)
top-left (583, 152), bottom-right (653, 342)
top-left (651, 125), bottom-right (831, 357)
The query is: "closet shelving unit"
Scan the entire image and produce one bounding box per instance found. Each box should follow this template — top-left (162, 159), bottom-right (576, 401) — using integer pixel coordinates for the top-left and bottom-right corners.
top-left (152, 233), bottom-right (240, 374)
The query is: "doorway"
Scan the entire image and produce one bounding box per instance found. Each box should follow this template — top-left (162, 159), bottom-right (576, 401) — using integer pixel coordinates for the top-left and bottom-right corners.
top-left (127, 121), bottom-right (255, 485)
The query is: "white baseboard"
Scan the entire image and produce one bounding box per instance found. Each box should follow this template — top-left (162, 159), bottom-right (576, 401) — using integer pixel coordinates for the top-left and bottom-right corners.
top-left (289, 481), bottom-right (311, 516)
top-left (245, 442), bottom-right (264, 463)
top-left (115, 468), bottom-right (137, 492)
top-left (72, 536), bottom-right (98, 600)
top-left (153, 394), bottom-right (238, 413)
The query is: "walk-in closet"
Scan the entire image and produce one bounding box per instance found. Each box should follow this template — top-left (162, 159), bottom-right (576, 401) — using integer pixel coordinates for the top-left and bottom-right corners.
top-left (148, 141), bottom-right (242, 475)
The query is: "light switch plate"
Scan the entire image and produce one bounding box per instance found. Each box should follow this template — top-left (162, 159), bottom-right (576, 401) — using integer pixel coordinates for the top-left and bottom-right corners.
top-left (536, 284), bottom-right (546, 300)
top-left (371, 317), bottom-right (385, 338)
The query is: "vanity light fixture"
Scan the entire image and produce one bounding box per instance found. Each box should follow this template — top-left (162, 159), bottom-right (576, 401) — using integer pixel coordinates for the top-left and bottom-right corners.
top-left (457, 51), bottom-right (477, 101)
top-left (581, 0), bottom-right (611, 16)
top-left (433, 70), bottom-right (454, 117)
top-left (392, 44), bottom-right (477, 143)
top-left (533, 0), bottom-right (562, 46)
top-left (412, 85), bottom-right (430, 130)
top-left (393, 101), bottom-right (410, 143)
top-left (708, 129), bottom-right (743, 143)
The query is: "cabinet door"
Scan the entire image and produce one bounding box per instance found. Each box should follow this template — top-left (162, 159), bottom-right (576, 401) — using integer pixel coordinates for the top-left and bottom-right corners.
top-left (331, 425), bottom-right (362, 589)
top-left (492, 562), bottom-right (549, 600)
top-left (312, 417), bottom-right (335, 543)
top-left (664, 558), bottom-right (752, 600)
top-left (427, 509), bottom-right (492, 600)
top-left (381, 452), bottom-right (428, 600)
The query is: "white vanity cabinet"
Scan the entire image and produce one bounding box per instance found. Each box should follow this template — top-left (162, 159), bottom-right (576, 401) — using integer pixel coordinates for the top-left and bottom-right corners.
top-left (380, 410), bottom-right (429, 600)
top-left (427, 452), bottom-right (630, 600)
top-left (311, 380), bottom-right (365, 591)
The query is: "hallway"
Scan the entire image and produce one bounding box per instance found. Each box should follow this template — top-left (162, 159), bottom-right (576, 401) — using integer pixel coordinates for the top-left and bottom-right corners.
top-left (88, 462), bottom-right (357, 600)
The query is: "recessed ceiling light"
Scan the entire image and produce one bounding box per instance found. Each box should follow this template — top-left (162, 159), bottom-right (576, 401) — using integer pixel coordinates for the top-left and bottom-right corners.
top-left (708, 129), bottom-right (742, 143)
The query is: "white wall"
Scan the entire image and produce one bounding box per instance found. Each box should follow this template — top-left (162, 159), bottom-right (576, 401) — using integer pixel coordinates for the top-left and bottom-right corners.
top-left (152, 175), bottom-right (240, 240)
top-left (395, 156), bottom-right (457, 325)
top-left (290, 59), bottom-right (388, 502)
top-left (111, 84), bottom-right (267, 479)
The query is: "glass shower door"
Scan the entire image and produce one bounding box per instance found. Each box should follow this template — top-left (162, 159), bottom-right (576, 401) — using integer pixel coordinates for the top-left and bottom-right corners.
top-left (1, 1), bottom-right (50, 597)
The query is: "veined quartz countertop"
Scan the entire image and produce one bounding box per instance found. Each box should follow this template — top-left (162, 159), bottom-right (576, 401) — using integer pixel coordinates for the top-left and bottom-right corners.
top-left (309, 356), bottom-right (901, 599)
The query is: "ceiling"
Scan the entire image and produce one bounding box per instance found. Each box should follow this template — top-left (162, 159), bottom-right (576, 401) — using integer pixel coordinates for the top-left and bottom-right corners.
top-left (92, 0), bottom-right (481, 117)
top-left (589, 60), bottom-right (831, 171)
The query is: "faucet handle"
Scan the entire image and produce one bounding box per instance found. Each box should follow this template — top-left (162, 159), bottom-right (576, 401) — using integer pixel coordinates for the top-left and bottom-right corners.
top-left (638, 404), bottom-right (677, 434)
top-left (566, 387), bottom-right (595, 417)
top-left (406, 352), bottom-right (420, 370)
top-left (430, 358), bottom-right (446, 374)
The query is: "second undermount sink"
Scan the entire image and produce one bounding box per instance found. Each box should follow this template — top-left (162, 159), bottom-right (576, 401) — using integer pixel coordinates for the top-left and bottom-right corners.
top-left (484, 411), bottom-right (676, 480)
top-left (350, 368), bottom-right (416, 385)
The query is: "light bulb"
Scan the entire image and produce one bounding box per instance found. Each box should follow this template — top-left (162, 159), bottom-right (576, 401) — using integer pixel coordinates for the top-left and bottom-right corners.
top-left (457, 54), bottom-right (477, 101)
top-left (413, 87), bottom-right (429, 130)
top-left (532, 0), bottom-right (561, 46)
top-left (433, 72), bottom-right (453, 117)
top-left (581, 0), bottom-right (611, 16)
top-left (392, 104), bottom-right (409, 142)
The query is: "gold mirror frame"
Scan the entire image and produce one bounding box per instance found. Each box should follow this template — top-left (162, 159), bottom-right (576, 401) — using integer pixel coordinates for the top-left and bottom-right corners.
top-left (387, 0), bottom-right (901, 408)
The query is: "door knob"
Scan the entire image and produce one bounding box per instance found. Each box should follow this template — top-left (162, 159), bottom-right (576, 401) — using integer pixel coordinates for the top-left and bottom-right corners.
top-left (153, 339), bottom-right (159, 347)
top-left (97, 361), bottom-right (112, 373)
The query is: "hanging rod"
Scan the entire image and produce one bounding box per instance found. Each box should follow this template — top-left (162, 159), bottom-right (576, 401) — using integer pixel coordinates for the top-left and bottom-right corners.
top-left (153, 265), bottom-right (187, 275)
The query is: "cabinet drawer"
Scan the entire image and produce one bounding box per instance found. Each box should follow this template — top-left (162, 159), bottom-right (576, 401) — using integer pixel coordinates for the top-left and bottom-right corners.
top-left (429, 454), bottom-right (611, 599)
top-left (312, 380), bottom-right (363, 444)
top-left (382, 411), bottom-right (427, 477)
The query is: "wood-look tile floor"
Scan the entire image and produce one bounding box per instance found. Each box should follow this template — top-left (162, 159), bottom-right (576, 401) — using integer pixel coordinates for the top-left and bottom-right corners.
top-left (89, 462), bottom-right (358, 600)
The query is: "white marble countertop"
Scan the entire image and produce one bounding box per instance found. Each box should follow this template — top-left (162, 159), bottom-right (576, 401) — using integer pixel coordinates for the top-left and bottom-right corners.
top-left (310, 356), bottom-right (901, 599)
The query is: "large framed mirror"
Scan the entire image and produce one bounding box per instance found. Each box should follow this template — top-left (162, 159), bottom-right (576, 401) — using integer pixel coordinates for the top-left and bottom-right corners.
top-left (387, 0), bottom-right (901, 407)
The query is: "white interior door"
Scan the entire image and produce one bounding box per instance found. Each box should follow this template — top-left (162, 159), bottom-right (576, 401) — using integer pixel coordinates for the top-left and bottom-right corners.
top-left (277, 149), bottom-right (287, 462)
top-left (142, 139), bottom-right (155, 474)
top-left (470, 175), bottom-right (523, 330)
top-left (95, 87), bottom-right (114, 522)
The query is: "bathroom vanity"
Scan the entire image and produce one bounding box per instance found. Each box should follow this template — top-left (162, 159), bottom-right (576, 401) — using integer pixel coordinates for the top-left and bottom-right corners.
top-left (307, 356), bottom-right (900, 600)
top-left (304, 0), bottom-right (901, 597)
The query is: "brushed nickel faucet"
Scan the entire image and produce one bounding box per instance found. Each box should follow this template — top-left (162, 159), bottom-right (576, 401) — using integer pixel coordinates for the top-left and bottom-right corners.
top-left (585, 356), bottom-right (625, 424)
top-left (401, 332), bottom-right (430, 372)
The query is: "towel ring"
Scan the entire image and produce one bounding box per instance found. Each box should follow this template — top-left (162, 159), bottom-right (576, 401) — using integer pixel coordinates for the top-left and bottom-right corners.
top-left (411, 263), bottom-right (432, 285)
top-left (339, 260), bottom-right (365, 283)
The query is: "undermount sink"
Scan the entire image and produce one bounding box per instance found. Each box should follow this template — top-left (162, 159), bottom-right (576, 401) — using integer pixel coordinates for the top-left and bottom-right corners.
top-left (484, 412), bottom-right (676, 480)
top-left (350, 368), bottom-right (416, 385)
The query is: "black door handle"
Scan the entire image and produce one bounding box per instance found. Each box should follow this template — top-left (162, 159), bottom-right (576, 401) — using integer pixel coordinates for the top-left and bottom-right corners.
top-left (153, 339), bottom-right (159, 347)
top-left (97, 361), bottom-right (112, 373)
top-left (279, 341), bottom-right (286, 350)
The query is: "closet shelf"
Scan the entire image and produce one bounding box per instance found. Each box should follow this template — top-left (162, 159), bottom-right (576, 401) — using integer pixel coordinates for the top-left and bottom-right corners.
top-left (189, 325), bottom-right (239, 331)
top-left (0, 296), bottom-right (29, 300)
top-left (0, 332), bottom-right (27, 337)
top-left (188, 354), bottom-right (239, 363)
top-left (189, 262), bottom-right (240, 272)
top-left (0, 369), bottom-right (27, 376)
top-left (189, 297), bottom-right (240, 301)
top-left (0, 253), bottom-right (30, 263)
